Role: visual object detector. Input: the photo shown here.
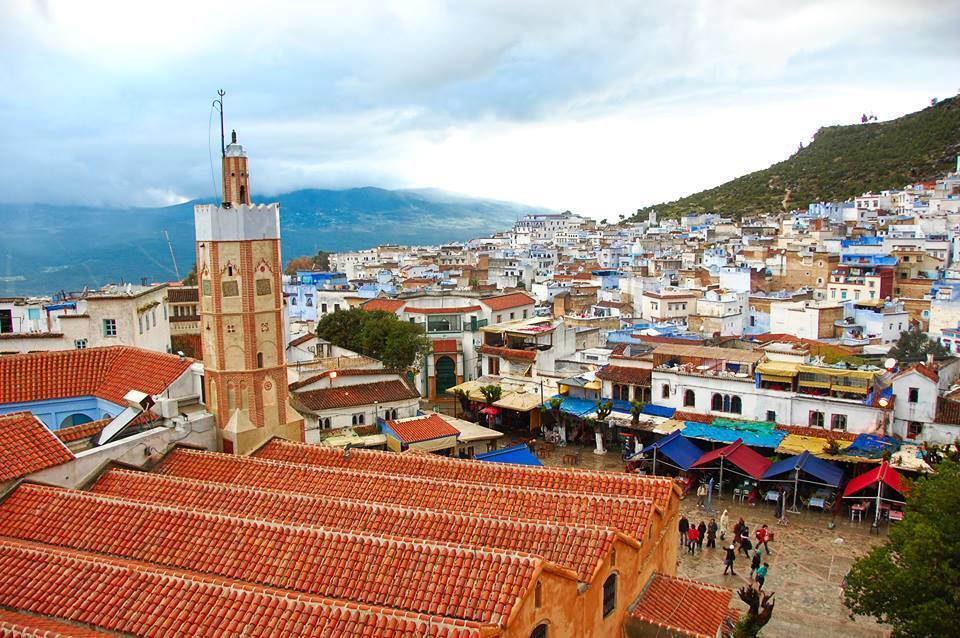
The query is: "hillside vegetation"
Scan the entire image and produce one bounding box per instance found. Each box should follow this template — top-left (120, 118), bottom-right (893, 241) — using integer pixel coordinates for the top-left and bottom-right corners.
top-left (631, 95), bottom-right (960, 220)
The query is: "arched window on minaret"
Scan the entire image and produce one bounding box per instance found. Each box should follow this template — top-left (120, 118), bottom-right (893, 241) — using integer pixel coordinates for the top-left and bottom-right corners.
top-left (256, 352), bottom-right (264, 368)
top-left (240, 185), bottom-right (246, 203)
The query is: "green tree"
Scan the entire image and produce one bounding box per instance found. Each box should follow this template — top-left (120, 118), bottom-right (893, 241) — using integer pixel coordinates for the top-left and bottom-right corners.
top-left (182, 263), bottom-right (197, 286)
top-left (843, 461), bottom-right (960, 637)
top-left (888, 327), bottom-right (949, 363)
top-left (479, 385), bottom-right (502, 405)
top-left (316, 307), bottom-right (430, 369)
top-left (629, 400), bottom-right (645, 426)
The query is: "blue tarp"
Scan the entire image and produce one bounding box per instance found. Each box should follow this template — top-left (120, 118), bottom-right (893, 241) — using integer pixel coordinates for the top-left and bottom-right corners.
top-left (476, 444), bottom-right (543, 467)
top-left (845, 433), bottom-right (900, 458)
top-left (635, 431), bottom-right (704, 470)
top-left (544, 395), bottom-right (598, 417)
top-left (680, 421), bottom-right (787, 449)
top-left (642, 404), bottom-right (676, 418)
top-left (762, 451), bottom-right (843, 487)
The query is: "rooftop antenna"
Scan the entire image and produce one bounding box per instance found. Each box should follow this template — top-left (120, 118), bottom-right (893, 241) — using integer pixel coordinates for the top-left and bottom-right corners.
top-left (212, 89), bottom-right (226, 158)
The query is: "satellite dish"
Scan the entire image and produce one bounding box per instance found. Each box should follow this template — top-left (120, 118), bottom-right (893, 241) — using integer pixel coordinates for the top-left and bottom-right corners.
top-left (884, 358), bottom-right (897, 370)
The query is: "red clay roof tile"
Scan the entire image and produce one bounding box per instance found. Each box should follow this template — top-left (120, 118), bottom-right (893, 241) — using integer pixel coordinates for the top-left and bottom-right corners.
top-left (385, 414), bottom-right (460, 444)
top-left (0, 484), bottom-right (547, 627)
top-left (90, 468), bottom-right (619, 582)
top-left (154, 447), bottom-right (661, 539)
top-left (481, 293), bottom-right (535, 311)
top-left (0, 412), bottom-right (74, 481)
top-left (0, 346), bottom-right (192, 407)
top-left (361, 298), bottom-right (405, 313)
top-left (256, 438), bottom-right (675, 506)
top-left (0, 537), bottom-right (485, 638)
top-left (594, 365), bottom-right (652, 385)
top-left (477, 345), bottom-right (536, 362)
top-left (291, 379), bottom-right (419, 411)
top-left (631, 573), bottom-right (736, 638)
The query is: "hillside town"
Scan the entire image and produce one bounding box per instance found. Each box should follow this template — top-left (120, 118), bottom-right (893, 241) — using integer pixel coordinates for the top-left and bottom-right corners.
top-left (0, 128), bottom-right (958, 637)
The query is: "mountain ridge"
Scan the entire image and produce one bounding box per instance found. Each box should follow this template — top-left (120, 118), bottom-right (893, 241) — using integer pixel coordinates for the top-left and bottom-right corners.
top-left (630, 95), bottom-right (960, 220)
top-left (0, 187), bottom-right (549, 296)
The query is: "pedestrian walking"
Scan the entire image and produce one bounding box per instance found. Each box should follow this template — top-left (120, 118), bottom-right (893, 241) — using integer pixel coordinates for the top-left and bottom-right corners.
top-left (755, 524), bottom-right (772, 554)
top-left (723, 544), bottom-right (737, 575)
top-left (739, 523), bottom-right (750, 550)
top-left (696, 521), bottom-right (707, 551)
top-left (732, 517), bottom-right (745, 545)
top-left (696, 482), bottom-right (707, 508)
top-left (719, 510), bottom-right (729, 541)
top-left (706, 518), bottom-right (718, 549)
top-left (686, 526), bottom-right (700, 554)
top-left (679, 515), bottom-right (689, 548)
top-left (756, 562), bottom-right (769, 590)
top-left (739, 534), bottom-right (753, 558)
top-left (750, 550), bottom-right (762, 580)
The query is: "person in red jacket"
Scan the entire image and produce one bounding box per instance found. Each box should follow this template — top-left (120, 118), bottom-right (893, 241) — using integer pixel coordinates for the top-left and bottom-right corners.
top-left (686, 526), bottom-right (700, 554)
top-left (755, 523), bottom-right (772, 554)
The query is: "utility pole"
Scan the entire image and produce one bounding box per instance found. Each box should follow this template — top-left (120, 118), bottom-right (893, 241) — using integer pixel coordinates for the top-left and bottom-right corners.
top-left (212, 89), bottom-right (226, 158)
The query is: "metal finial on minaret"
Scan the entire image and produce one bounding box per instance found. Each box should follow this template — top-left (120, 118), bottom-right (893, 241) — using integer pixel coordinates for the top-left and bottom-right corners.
top-left (212, 89), bottom-right (226, 158)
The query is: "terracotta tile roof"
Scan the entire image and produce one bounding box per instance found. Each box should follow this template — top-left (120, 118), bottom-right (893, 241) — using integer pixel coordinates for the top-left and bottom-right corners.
top-left (288, 332), bottom-right (316, 347)
top-left (386, 414), bottom-right (460, 443)
top-left (935, 397), bottom-right (960, 425)
top-left (90, 468), bottom-right (621, 583)
top-left (671, 411), bottom-right (714, 424)
top-left (154, 448), bottom-right (660, 539)
top-left (0, 346), bottom-right (193, 407)
top-left (0, 537), bottom-right (485, 638)
top-left (257, 438), bottom-right (675, 506)
top-left (362, 298), bottom-right (405, 313)
top-left (594, 365), bottom-right (652, 386)
top-left (0, 412), bottom-right (74, 482)
top-left (432, 339), bottom-right (459, 353)
top-left (894, 363), bottom-right (939, 383)
top-left (288, 368), bottom-right (405, 391)
top-left (0, 484), bottom-right (545, 627)
top-left (0, 609), bottom-right (111, 637)
top-left (165, 286), bottom-right (199, 303)
top-left (291, 379), bottom-right (420, 411)
top-left (477, 345), bottom-right (537, 362)
top-left (405, 305), bottom-right (482, 314)
top-left (631, 573), bottom-right (736, 638)
top-left (481, 293), bottom-right (535, 311)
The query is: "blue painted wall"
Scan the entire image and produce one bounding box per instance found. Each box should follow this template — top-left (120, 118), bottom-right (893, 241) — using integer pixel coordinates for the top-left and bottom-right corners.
top-left (0, 396), bottom-right (123, 429)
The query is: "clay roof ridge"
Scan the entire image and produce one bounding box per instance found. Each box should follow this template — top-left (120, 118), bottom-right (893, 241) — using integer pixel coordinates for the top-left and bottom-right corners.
top-left (96, 467), bottom-right (626, 541)
top-left (15, 483), bottom-right (551, 571)
top-left (0, 536), bottom-right (487, 634)
top-left (268, 436), bottom-right (676, 485)
top-left (171, 447), bottom-right (659, 505)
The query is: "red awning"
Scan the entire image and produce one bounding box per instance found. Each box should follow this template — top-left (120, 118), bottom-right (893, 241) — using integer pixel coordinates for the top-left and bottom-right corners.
top-left (690, 438), bottom-right (772, 480)
top-left (842, 461), bottom-right (908, 498)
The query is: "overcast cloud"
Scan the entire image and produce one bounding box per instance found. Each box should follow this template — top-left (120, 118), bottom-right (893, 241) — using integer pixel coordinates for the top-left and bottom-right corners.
top-left (2, 0), bottom-right (958, 216)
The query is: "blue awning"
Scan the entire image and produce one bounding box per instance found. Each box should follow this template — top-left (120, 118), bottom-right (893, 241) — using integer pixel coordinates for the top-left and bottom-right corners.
top-left (475, 443), bottom-right (543, 467)
top-left (679, 421), bottom-right (786, 449)
top-left (635, 431), bottom-right (704, 470)
top-left (844, 433), bottom-right (900, 458)
top-left (762, 451), bottom-right (843, 487)
top-left (641, 404), bottom-right (675, 418)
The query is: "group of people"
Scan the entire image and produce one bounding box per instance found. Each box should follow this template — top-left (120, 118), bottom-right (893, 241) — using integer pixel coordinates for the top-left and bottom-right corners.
top-left (680, 509), bottom-right (772, 590)
top-left (678, 515), bottom-right (718, 555)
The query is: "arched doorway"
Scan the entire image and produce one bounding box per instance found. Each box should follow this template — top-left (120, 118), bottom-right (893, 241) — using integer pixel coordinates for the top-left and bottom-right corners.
top-left (59, 413), bottom-right (94, 428)
top-left (435, 356), bottom-right (456, 397)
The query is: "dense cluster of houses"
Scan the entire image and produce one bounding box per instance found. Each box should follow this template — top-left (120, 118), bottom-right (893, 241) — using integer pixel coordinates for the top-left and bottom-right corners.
top-left (0, 135), bottom-right (957, 637)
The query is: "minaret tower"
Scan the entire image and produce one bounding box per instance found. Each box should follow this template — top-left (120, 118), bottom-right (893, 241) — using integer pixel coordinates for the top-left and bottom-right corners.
top-left (194, 106), bottom-right (303, 454)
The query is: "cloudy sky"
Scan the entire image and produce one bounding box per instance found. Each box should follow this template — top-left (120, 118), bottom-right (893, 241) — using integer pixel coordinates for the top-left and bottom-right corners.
top-left (2, 0), bottom-right (958, 217)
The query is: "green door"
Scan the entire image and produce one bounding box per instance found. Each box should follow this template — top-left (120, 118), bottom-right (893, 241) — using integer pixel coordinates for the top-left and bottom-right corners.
top-left (435, 356), bottom-right (456, 397)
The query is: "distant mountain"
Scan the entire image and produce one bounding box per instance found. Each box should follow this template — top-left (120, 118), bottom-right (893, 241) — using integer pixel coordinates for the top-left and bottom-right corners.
top-left (631, 95), bottom-right (960, 220)
top-left (0, 187), bottom-right (548, 296)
